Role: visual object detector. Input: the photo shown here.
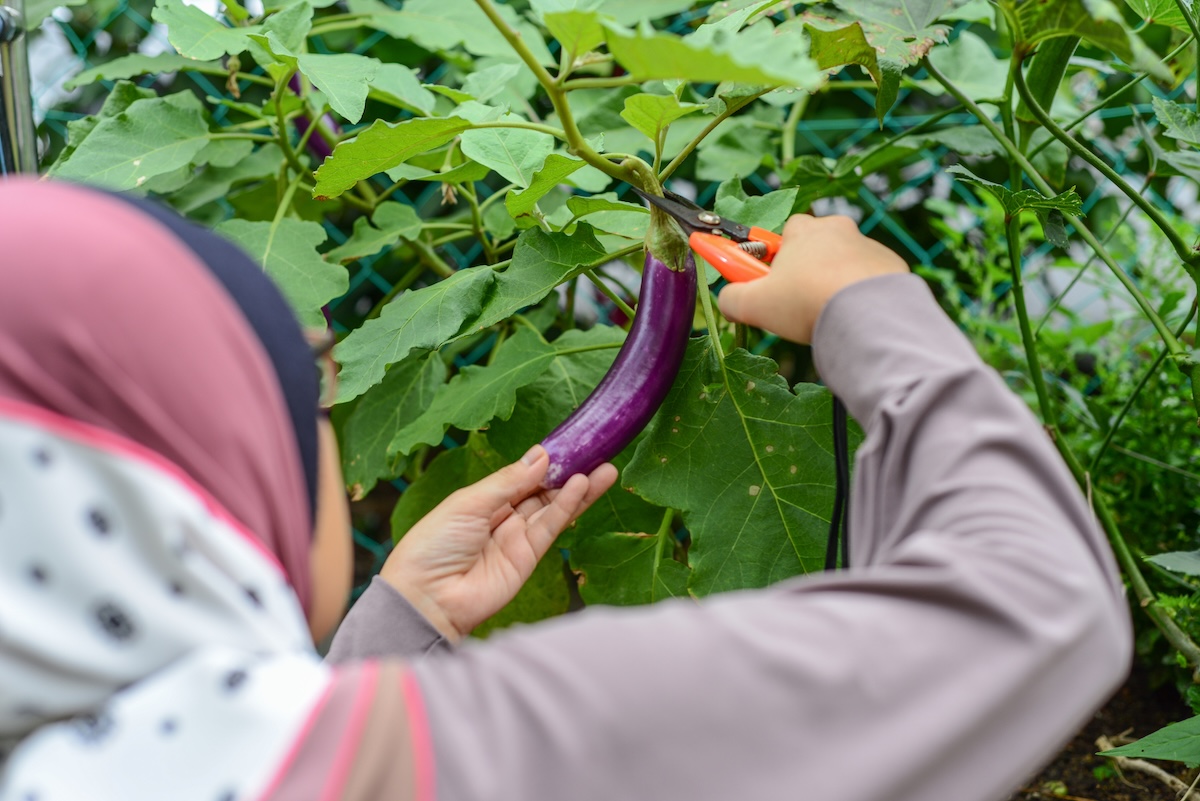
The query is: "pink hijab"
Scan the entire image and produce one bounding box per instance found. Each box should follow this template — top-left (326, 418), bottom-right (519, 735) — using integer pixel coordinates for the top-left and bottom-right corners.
top-left (0, 177), bottom-right (312, 608)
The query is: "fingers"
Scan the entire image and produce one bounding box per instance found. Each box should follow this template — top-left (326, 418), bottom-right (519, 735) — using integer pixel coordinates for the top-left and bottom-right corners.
top-left (471, 444), bottom-right (550, 508)
top-left (523, 463), bottom-right (619, 554)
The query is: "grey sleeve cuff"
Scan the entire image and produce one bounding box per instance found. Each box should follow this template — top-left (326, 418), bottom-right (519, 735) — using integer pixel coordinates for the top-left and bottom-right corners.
top-left (811, 273), bottom-right (983, 425)
top-left (324, 575), bottom-right (451, 663)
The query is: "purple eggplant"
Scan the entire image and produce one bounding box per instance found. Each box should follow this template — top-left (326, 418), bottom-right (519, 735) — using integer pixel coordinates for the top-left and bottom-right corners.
top-left (288, 74), bottom-right (340, 162)
top-left (540, 250), bottom-right (697, 488)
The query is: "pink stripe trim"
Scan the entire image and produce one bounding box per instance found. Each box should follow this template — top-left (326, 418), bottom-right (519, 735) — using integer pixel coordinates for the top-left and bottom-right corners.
top-left (319, 661), bottom-right (381, 801)
top-left (401, 670), bottom-right (437, 801)
top-left (253, 677), bottom-right (336, 801)
top-left (0, 396), bottom-right (286, 573)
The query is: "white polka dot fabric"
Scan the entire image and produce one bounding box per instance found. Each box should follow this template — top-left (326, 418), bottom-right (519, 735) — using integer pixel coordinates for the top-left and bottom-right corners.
top-left (0, 409), bottom-right (331, 801)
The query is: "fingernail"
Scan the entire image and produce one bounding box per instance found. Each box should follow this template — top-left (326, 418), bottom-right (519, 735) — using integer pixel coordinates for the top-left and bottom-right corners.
top-left (521, 444), bottom-right (545, 465)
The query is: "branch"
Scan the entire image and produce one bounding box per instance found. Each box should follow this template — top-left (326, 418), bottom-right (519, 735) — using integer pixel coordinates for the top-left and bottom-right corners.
top-left (659, 90), bottom-right (771, 181)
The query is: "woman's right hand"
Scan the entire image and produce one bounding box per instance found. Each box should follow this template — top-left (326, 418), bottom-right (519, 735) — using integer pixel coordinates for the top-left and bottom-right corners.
top-left (717, 214), bottom-right (909, 344)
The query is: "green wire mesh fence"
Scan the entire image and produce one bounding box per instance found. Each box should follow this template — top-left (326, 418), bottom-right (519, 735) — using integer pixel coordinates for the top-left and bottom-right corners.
top-left (27, 0), bottom-right (1198, 593)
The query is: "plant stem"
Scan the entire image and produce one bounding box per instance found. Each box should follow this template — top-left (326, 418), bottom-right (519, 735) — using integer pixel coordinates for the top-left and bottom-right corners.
top-left (471, 120), bottom-right (569, 142)
top-left (780, 92), bottom-right (810, 166)
top-left (472, 0), bottom-right (649, 188)
top-left (366, 262), bottom-right (427, 320)
top-left (925, 59), bottom-right (1190, 368)
top-left (561, 75), bottom-right (642, 91)
top-left (273, 72), bottom-right (309, 178)
top-left (207, 132), bottom-right (277, 142)
top-left (375, 178), bottom-right (408, 206)
top-left (1172, 0), bottom-right (1200, 112)
top-left (1013, 62), bottom-right (1198, 267)
top-left (555, 342), bottom-right (625, 357)
top-left (585, 270), bottom-right (636, 320)
top-left (1034, 178), bottom-right (1151, 336)
top-left (1026, 35), bottom-right (1195, 161)
top-left (409, 237), bottom-right (455, 278)
top-left (651, 507), bottom-right (677, 600)
top-left (697, 282), bottom-right (726, 368)
top-left (462, 183), bottom-right (496, 263)
top-left (1091, 302), bottom-right (1199, 472)
top-left (659, 90), bottom-right (771, 182)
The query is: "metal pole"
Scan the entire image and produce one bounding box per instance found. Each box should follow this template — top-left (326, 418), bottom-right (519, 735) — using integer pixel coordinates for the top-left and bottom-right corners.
top-left (0, 0), bottom-right (37, 175)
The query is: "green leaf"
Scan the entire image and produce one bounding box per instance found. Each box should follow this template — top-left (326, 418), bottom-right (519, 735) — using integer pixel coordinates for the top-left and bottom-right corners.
top-left (620, 92), bottom-right (704, 142)
top-left (390, 433), bottom-right (509, 539)
top-left (823, 0), bottom-right (959, 67)
top-left (341, 352), bottom-right (447, 496)
top-left (152, 0), bottom-right (261, 60)
top-left (1153, 96), bottom-right (1200, 147)
top-left (386, 160), bottom-right (493, 184)
top-left (53, 81), bottom-right (155, 168)
top-left (325, 201), bottom-right (423, 263)
top-left (461, 63), bottom-right (524, 103)
top-left (1146, 549), bottom-right (1200, 576)
top-left (569, 529), bottom-right (690, 606)
top-left (335, 267), bottom-right (496, 402)
top-left (262, 0), bottom-right (313, 53)
top-left (64, 54), bottom-right (223, 90)
top-left (696, 118), bottom-right (771, 181)
top-left (460, 122), bottom-right (557, 187)
top-left (625, 342), bottom-right (840, 596)
top-left (171, 144), bottom-right (284, 214)
top-left (350, 0), bottom-right (554, 65)
top-left (50, 95), bottom-right (211, 191)
top-left (567, 194), bottom-right (646, 217)
top-left (1136, 117), bottom-right (1200, 182)
top-left (369, 63), bottom-right (437, 115)
top-left (998, 0), bottom-right (1171, 79)
top-left (1124, 0), bottom-right (1193, 31)
top-left (313, 117), bottom-right (471, 198)
top-left (713, 180), bottom-right (797, 233)
top-left (946, 165), bottom-right (1082, 247)
top-left (472, 224), bottom-right (610, 333)
top-left (1100, 716), bottom-right (1200, 767)
top-left (567, 193), bottom-right (649, 240)
top-left (804, 22), bottom-right (900, 123)
top-left (915, 125), bottom-right (1005, 156)
top-left (506, 153), bottom-right (586, 217)
top-left (541, 9), bottom-right (607, 56)
top-left (925, 30), bottom-right (1008, 103)
top-left (213, 218), bottom-right (346, 327)
top-left (391, 328), bottom-right (562, 454)
top-left (295, 53), bottom-right (381, 124)
top-left (606, 19), bottom-right (824, 88)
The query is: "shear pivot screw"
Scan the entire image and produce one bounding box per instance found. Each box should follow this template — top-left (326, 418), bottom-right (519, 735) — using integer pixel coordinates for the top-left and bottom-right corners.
top-left (697, 211), bottom-right (720, 225)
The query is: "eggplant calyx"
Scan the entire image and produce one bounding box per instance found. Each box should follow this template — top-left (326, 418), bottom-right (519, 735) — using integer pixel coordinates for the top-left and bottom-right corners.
top-left (646, 205), bottom-right (692, 274)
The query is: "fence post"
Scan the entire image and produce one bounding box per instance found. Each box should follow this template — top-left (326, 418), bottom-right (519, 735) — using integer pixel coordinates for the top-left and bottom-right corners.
top-left (0, 0), bottom-right (37, 175)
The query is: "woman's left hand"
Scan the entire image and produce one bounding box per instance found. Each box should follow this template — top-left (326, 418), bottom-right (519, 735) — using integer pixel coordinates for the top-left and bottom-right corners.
top-left (379, 446), bottom-right (617, 642)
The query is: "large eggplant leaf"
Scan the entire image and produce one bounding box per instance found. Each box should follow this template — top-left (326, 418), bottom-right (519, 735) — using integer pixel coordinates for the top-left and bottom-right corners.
top-left (389, 327), bottom-right (621, 454)
top-left (569, 527), bottom-right (691, 606)
top-left (369, 64), bottom-right (438, 115)
top-left (625, 341), bottom-right (840, 596)
top-left (50, 94), bottom-right (211, 192)
top-left (341, 352), bottom-right (447, 496)
top-left (335, 226), bottom-right (609, 402)
top-left (313, 117), bottom-right (472, 198)
top-left (606, 19), bottom-right (824, 89)
top-left (1124, 0), bottom-right (1193, 31)
top-left (325, 201), bottom-right (423, 263)
top-left (996, 0), bottom-right (1171, 79)
top-left (152, 0), bottom-right (261, 60)
top-left (460, 123), bottom-right (557, 187)
top-left (296, 53), bottom-right (381, 124)
top-left (1100, 715), bottom-right (1200, 766)
top-left (506, 154), bottom-right (587, 217)
top-left (64, 54), bottom-right (223, 90)
top-left (803, 22), bottom-right (899, 123)
top-left (1146, 549), bottom-right (1200, 576)
top-left (214, 218), bottom-right (347, 328)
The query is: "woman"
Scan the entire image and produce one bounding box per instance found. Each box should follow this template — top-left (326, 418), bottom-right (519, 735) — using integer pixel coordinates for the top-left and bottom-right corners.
top-left (0, 178), bottom-right (1130, 801)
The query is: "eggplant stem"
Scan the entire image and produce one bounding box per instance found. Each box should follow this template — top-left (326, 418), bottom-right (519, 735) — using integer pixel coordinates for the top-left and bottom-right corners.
top-left (697, 283), bottom-right (726, 368)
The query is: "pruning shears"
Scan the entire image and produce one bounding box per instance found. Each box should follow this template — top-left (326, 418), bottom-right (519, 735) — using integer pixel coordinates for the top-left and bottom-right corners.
top-left (629, 186), bottom-right (782, 283)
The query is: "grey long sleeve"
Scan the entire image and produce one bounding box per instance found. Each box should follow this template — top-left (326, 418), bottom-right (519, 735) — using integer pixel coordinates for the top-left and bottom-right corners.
top-left (341, 274), bottom-right (1133, 801)
top-left (326, 576), bottom-right (450, 661)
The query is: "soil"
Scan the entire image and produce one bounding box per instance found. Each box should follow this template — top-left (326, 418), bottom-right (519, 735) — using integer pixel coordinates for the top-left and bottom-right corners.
top-left (1009, 668), bottom-right (1196, 801)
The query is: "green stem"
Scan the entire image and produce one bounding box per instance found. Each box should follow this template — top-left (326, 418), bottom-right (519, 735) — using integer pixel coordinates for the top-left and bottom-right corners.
top-left (1172, 0), bottom-right (1200, 112)
top-left (207, 132), bottom-right (276, 143)
top-left (659, 90), bottom-right (771, 182)
top-left (471, 0), bottom-right (649, 188)
top-left (1027, 36), bottom-right (1195, 160)
top-left (563, 276), bottom-right (578, 331)
top-left (555, 342), bottom-right (625, 356)
top-left (273, 72), bottom-right (309, 178)
top-left (1034, 177), bottom-right (1151, 336)
top-left (462, 184), bottom-right (496, 263)
top-left (780, 92), bottom-right (810, 166)
top-left (375, 178), bottom-right (408, 206)
top-left (273, 170), bottom-right (305, 228)
top-left (1013, 62), bottom-right (1198, 267)
top-left (925, 58), bottom-right (1189, 365)
top-left (409, 237), bottom-right (455, 278)
top-left (585, 270), bottom-right (635, 320)
top-left (650, 508), bottom-right (677, 599)
top-left (697, 282), bottom-right (726, 368)
top-left (366, 262), bottom-right (426, 320)
top-left (430, 230), bottom-right (478, 247)
top-left (561, 75), bottom-right (641, 91)
top-left (471, 120), bottom-right (569, 142)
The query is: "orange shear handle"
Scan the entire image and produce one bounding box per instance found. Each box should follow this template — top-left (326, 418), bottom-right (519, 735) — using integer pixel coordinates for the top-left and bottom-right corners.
top-left (689, 228), bottom-right (781, 283)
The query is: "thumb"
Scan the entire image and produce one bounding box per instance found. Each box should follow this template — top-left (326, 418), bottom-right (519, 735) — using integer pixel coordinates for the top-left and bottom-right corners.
top-left (718, 280), bottom-right (762, 325)
top-left (474, 444), bottom-right (548, 506)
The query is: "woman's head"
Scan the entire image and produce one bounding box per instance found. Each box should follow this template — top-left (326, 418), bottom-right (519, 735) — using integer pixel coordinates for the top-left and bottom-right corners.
top-left (0, 178), bottom-right (350, 739)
